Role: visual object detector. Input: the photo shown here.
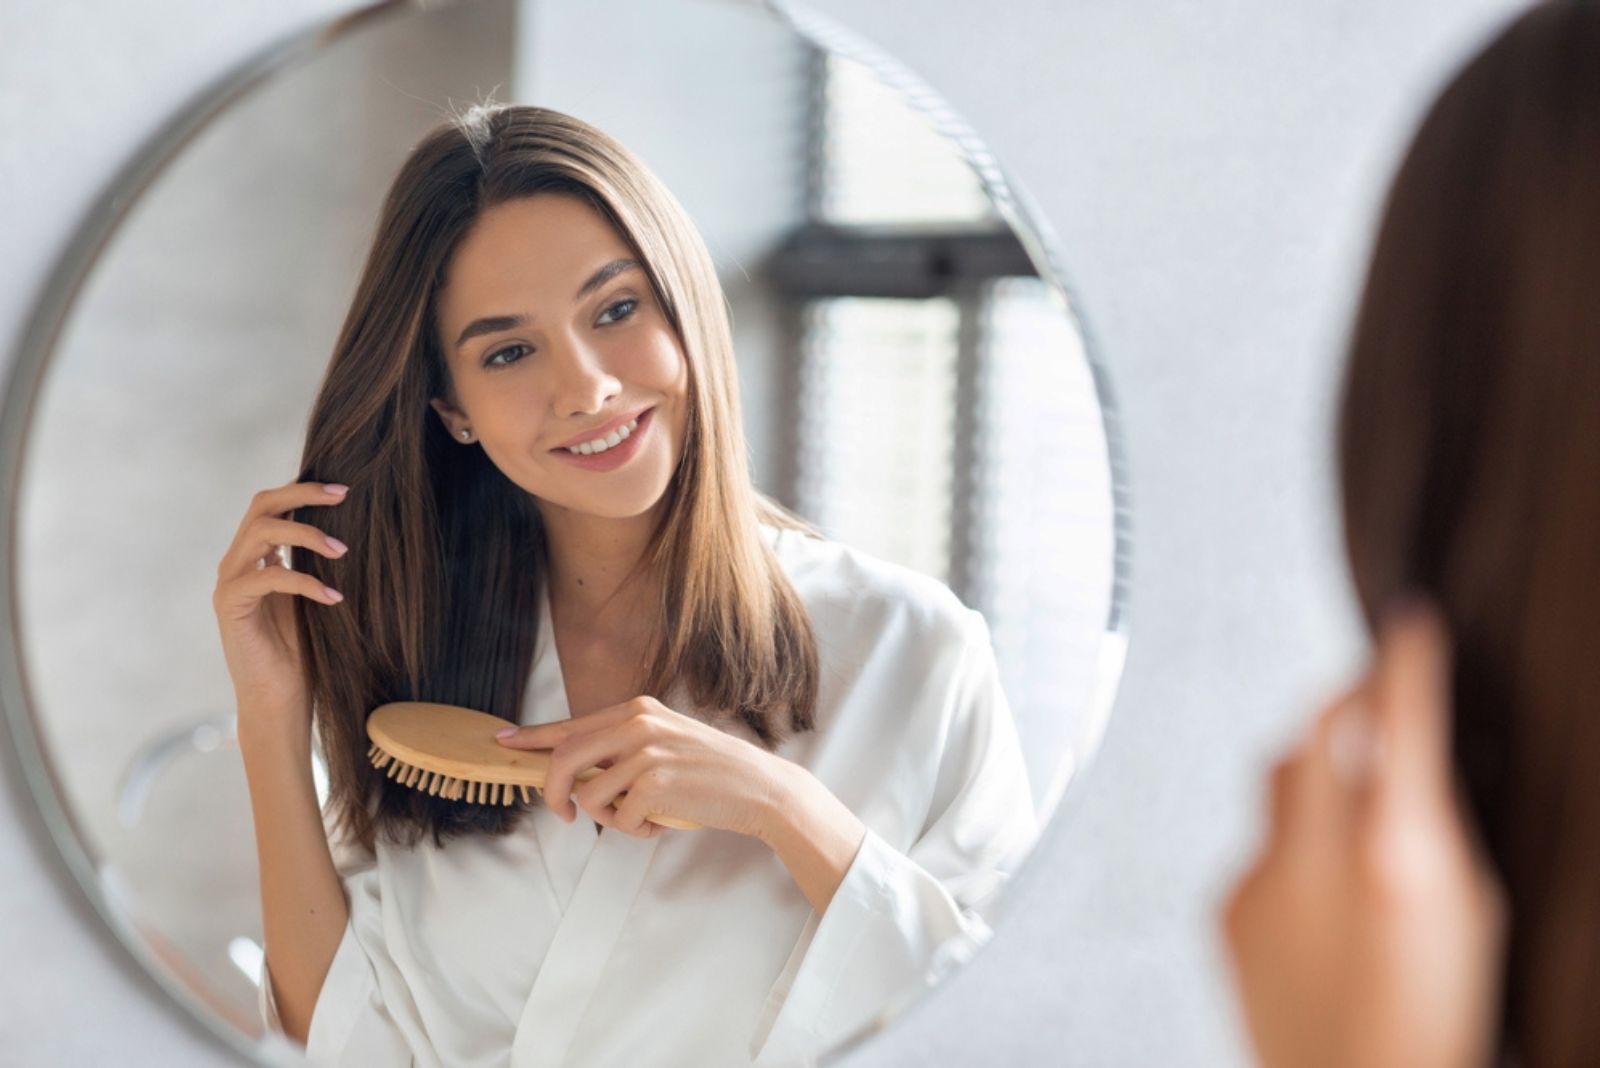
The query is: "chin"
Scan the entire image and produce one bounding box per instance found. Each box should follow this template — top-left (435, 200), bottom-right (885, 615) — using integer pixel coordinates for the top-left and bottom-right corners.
top-left (545, 480), bottom-right (673, 522)
top-left (584, 497), bottom-right (667, 521)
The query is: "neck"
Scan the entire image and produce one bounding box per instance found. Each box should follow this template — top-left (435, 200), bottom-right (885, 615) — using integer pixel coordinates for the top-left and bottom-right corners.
top-left (537, 500), bottom-right (662, 636)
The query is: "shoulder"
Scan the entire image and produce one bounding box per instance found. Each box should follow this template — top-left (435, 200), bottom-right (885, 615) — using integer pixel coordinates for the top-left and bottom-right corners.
top-left (760, 523), bottom-right (981, 660)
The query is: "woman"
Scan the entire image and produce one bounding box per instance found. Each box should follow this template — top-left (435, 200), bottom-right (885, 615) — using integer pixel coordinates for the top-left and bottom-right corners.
top-left (1224, 3), bottom-right (1600, 1065)
top-left (212, 104), bottom-right (1037, 1066)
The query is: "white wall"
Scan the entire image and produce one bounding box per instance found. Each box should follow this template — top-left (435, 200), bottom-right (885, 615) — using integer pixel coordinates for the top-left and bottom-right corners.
top-left (0, 0), bottom-right (1526, 1064)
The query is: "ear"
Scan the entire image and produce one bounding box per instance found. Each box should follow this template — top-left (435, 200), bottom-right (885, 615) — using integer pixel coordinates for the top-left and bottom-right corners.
top-left (429, 396), bottom-right (468, 439)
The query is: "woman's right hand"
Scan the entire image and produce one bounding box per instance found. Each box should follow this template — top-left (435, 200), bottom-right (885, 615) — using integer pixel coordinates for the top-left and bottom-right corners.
top-left (213, 480), bottom-right (351, 727)
top-left (1221, 603), bottom-right (1506, 1068)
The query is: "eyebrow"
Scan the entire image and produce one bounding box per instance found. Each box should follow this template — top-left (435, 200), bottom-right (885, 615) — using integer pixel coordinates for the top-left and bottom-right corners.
top-left (453, 258), bottom-right (642, 351)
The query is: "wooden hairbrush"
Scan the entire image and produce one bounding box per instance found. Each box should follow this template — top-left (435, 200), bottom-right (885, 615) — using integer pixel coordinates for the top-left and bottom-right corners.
top-left (365, 701), bottom-right (699, 830)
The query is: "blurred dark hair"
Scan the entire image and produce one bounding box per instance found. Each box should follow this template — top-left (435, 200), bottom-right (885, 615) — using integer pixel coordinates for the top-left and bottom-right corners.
top-left (1339, 3), bottom-right (1600, 1064)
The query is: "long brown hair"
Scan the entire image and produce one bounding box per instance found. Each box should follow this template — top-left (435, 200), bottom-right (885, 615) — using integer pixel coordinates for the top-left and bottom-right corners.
top-left (288, 104), bottom-right (819, 853)
top-left (1339, 4), bottom-right (1600, 1064)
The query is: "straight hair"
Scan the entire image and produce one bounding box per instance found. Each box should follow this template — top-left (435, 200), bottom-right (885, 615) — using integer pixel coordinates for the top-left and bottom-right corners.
top-left (288, 104), bottom-right (820, 853)
top-left (1339, 5), bottom-right (1600, 1064)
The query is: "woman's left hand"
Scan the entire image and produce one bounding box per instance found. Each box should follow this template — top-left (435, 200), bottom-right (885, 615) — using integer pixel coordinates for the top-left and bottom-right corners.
top-left (494, 696), bottom-right (793, 839)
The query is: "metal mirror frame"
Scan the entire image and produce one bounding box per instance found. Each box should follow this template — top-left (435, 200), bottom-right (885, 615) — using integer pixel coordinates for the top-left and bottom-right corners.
top-left (0, 1), bottom-right (1132, 1063)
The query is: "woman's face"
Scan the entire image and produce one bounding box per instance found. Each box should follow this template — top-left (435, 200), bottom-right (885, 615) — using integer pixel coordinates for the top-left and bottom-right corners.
top-left (430, 193), bottom-right (689, 522)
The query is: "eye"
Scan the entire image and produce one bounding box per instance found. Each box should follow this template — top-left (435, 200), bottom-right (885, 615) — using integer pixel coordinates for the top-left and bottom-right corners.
top-left (484, 343), bottom-right (530, 369)
top-left (596, 298), bottom-right (638, 326)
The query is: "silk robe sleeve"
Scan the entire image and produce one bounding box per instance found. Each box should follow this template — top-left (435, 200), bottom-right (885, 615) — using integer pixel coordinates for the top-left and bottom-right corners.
top-left (257, 803), bottom-right (421, 1066)
top-left (750, 606), bottom-right (1041, 1065)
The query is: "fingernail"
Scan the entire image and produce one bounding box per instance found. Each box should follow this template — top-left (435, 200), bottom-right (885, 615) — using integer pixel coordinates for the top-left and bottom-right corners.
top-left (1328, 703), bottom-right (1380, 786)
top-left (325, 483), bottom-right (349, 496)
top-left (323, 586), bottom-right (344, 603)
top-left (326, 536), bottom-right (348, 555)
top-left (495, 727), bottom-right (517, 738)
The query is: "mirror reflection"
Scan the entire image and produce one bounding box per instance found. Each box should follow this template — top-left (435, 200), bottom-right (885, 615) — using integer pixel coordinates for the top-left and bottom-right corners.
top-left (12, 0), bottom-right (1120, 1064)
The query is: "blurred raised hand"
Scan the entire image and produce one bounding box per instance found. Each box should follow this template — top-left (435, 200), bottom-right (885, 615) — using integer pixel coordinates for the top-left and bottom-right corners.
top-left (1222, 602), bottom-right (1506, 1068)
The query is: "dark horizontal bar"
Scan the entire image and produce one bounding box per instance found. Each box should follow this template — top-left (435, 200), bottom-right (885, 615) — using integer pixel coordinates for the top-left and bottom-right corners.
top-left (763, 222), bottom-right (1038, 299)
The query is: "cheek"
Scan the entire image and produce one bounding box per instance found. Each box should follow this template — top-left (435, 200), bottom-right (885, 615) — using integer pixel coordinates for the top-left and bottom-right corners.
top-left (639, 331), bottom-right (687, 395)
top-left (604, 329), bottom-right (688, 406)
top-left (475, 386), bottom-right (547, 438)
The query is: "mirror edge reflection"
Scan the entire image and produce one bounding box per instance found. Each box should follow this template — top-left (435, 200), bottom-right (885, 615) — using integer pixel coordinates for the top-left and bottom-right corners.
top-left (772, 0), bottom-right (1133, 815)
top-left (762, 3), bottom-right (1132, 1062)
top-left (0, 1), bottom-right (1133, 1064)
top-left (0, 3), bottom-right (421, 1065)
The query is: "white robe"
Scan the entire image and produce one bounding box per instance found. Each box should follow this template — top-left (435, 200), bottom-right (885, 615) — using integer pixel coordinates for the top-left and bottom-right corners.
top-left (259, 525), bottom-right (1040, 1067)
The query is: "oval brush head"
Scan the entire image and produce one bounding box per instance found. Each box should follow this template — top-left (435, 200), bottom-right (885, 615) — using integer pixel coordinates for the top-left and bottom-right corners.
top-left (366, 701), bottom-right (699, 829)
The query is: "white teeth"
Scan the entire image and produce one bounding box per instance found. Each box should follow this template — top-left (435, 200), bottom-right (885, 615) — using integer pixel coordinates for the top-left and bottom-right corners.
top-left (566, 416), bottom-right (640, 455)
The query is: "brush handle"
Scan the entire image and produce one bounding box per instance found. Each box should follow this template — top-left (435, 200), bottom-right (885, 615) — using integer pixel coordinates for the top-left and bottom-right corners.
top-left (367, 702), bottom-right (700, 829)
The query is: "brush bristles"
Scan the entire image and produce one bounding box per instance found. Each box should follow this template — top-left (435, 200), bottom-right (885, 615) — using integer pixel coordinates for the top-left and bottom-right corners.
top-left (367, 744), bottom-right (523, 806)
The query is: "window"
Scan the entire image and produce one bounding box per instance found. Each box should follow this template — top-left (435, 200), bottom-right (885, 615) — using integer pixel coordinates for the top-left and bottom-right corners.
top-left (774, 52), bottom-right (1116, 807)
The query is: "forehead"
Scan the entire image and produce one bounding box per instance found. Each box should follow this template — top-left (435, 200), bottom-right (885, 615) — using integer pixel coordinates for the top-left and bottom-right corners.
top-left (438, 193), bottom-right (633, 320)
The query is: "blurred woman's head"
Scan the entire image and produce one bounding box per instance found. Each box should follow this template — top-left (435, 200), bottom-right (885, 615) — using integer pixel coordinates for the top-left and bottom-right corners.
top-left (1339, 3), bottom-right (1600, 1061)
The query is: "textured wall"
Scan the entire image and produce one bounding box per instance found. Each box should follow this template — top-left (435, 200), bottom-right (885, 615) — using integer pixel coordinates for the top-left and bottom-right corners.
top-left (0, 0), bottom-right (1523, 1064)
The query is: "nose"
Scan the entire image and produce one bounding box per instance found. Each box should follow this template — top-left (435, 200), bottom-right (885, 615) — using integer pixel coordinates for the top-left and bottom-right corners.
top-left (547, 332), bottom-right (621, 419)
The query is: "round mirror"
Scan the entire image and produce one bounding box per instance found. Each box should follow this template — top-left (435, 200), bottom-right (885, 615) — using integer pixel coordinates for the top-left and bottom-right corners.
top-left (1, 0), bottom-right (1127, 1064)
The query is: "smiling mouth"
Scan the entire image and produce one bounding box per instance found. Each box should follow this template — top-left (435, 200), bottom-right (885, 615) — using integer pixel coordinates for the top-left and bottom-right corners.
top-left (551, 407), bottom-right (654, 456)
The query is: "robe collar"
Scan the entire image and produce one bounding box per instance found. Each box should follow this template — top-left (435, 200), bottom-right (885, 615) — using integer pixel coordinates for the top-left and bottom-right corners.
top-left (511, 580), bottom-right (664, 1066)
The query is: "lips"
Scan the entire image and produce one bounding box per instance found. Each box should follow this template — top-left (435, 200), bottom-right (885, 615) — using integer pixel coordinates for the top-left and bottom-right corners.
top-left (552, 407), bottom-right (652, 472)
top-left (549, 406), bottom-right (654, 451)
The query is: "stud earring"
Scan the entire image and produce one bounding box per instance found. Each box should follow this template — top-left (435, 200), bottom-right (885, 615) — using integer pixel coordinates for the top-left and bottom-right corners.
top-left (459, 429), bottom-right (471, 441)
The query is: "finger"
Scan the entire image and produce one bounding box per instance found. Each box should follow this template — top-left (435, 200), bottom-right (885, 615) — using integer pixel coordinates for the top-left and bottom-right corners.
top-left (1221, 876), bottom-right (1295, 1068)
top-left (1302, 691), bottom-right (1367, 835)
top-left (1219, 864), bottom-right (1256, 958)
top-left (496, 716), bottom-right (591, 751)
top-left (1280, 700), bottom-right (1356, 844)
top-left (588, 795), bottom-right (616, 830)
top-left (496, 723), bottom-right (556, 749)
top-left (1260, 684), bottom-right (1362, 840)
top-left (1220, 863), bottom-right (1271, 1002)
top-left (1265, 750), bottom-right (1301, 848)
top-left (214, 563), bottom-right (345, 620)
top-left (573, 753), bottom-right (652, 826)
top-left (225, 482), bottom-right (349, 573)
top-left (235, 481), bottom-right (350, 536)
top-left (1358, 600), bottom-right (1471, 893)
top-left (495, 703), bottom-right (636, 750)
top-left (543, 728), bottom-right (634, 822)
top-left (1369, 599), bottom-right (1454, 806)
top-left (1324, 694), bottom-right (1381, 790)
top-left (612, 777), bottom-right (666, 836)
top-left (222, 516), bottom-right (350, 580)
top-left (1265, 695), bottom-right (1360, 862)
